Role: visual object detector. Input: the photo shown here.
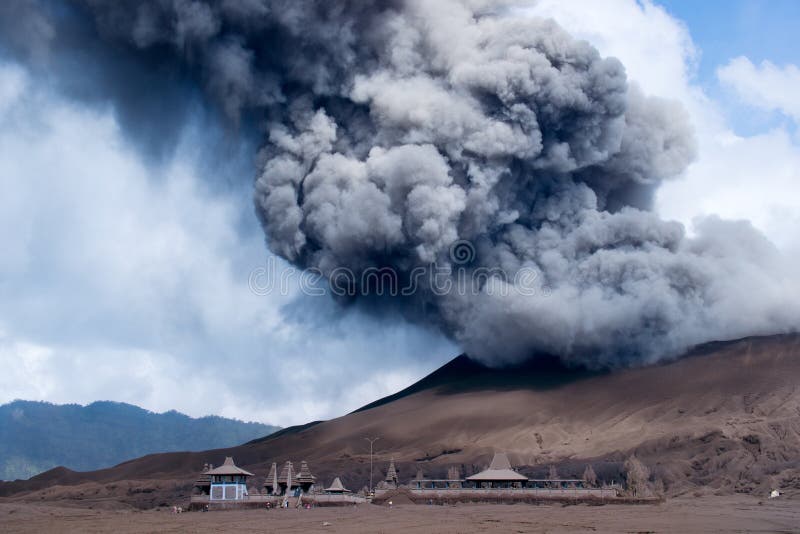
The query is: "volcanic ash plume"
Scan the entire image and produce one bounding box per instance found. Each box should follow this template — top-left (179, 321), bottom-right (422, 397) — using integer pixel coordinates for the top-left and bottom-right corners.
top-left (8, 0), bottom-right (799, 367)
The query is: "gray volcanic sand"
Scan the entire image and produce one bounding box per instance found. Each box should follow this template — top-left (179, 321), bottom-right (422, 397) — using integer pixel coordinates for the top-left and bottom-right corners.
top-left (1, 496), bottom-right (798, 533)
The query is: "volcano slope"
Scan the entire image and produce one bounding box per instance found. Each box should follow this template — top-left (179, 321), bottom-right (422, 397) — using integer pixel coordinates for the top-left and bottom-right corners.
top-left (1, 334), bottom-right (798, 509)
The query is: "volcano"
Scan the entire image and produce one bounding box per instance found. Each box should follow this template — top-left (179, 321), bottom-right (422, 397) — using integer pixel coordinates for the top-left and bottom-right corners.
top-left (1, 334), bottom-right (799, 509)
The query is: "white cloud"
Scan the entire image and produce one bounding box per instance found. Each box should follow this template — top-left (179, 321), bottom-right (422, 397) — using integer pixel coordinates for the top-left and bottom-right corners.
top-left (658, 126), bottom-right (800, 250)
top-left (0, 60), bottom-right (455, 427)
top-left (0, 63), bottom-right (26, 115)
top-left (528, 0), bottom-right (699, 103)
top-left (525, 0), bottom-right (800, 252)
top-left (0, 330), bottom-right (55, 400)
top-left (718, 56), bottom-right (800, 122)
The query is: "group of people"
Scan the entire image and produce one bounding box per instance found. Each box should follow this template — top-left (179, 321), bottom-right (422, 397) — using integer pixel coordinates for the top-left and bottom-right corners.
top-left (265, 501), bottom-right (313, 509)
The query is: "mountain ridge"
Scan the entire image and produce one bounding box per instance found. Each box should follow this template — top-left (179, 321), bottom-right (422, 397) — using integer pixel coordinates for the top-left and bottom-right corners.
top-left (0, 400), bottom-right (280, 481)
top-left (1, 334), bottom-right (799, 508)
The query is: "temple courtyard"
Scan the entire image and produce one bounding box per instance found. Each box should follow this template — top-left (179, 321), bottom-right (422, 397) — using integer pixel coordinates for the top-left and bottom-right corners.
top-left (1, 495), bottom-right (798, 533)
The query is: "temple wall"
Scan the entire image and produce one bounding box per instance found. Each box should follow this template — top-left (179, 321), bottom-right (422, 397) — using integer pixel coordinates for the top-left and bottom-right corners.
top-left (407, 488), bottom-right (617, 499)
top-left (370, 487), bottom-right (628, 505)
top-left (190, 493), bottom-right (366, 510)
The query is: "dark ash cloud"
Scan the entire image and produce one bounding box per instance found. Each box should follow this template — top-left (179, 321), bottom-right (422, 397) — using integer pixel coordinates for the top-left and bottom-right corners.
top-left (4, 0), bottom-right (797, 368)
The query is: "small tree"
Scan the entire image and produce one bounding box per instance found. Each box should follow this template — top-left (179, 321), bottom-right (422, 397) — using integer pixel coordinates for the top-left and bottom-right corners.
top-left (447, 465), bottom-right (460, 481)
top-left (623, 455), bottom-right (650, 497)
top-left (653, 477), bottom-right (665, 498)
top-left (548, 464), bottom-right (559, 480)
top-left (582, 464), bottom-right (597, 487)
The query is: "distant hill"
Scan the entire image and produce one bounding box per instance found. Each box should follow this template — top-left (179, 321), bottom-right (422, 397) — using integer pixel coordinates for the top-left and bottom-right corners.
top-left (0, 400), bottom-right (279, 480)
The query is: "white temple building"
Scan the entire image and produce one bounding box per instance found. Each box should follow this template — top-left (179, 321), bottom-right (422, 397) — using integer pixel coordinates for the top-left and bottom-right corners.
top-left (206, 457), bottom-right (254, 501)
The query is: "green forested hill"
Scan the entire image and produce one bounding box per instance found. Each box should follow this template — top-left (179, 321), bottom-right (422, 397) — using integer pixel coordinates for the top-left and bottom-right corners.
top-left (0, 400), bottom-right (279, 480)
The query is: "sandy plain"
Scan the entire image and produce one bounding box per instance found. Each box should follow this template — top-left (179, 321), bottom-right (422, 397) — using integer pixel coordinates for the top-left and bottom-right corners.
top-left (1, 496), bottom-right (798, 533)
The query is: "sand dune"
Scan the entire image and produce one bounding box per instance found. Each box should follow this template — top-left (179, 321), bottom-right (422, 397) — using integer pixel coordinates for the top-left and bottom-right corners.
top-left (1, 334), bottom-right (799, 509)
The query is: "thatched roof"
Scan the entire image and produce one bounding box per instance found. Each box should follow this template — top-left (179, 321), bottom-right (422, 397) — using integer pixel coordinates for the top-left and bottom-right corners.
top-left (324, 477), bottom-right (351, 493)
top-left (278, 461), bottom-right (292, 482)
top-left (296, 460), bottom-right (316, 484)
top-left (194, 463), bottom-right (212, 486)
top-left (278, 461), bottom-right (297, 486)
top-left (489, 452), bottom-right (512, 470)
top-left (205, 457), bottom-right (254, 477)
top-left (263, 462), bottom-right (278, 487)
top-left (466, 453), bottom-right (528, 482)
top-left (385, 457), bottom-right (398, 483)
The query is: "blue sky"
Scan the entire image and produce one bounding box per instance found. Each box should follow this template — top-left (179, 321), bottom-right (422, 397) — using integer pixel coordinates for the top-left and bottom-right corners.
top-left (663, 0), bottom-right (800, 73)
top-left (661, 0), bottom-right (800, 134)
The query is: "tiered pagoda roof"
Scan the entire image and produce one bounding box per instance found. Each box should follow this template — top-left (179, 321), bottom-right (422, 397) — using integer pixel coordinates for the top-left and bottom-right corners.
top-left (263, 462), bottom-right (279, 493)
top-left (266, 462), bottom-right (277, 481)
top-left (194, 463), bottom-right (212, 487)
top-left (324, 477), bottom-right (351, 493)
top-left (278, 461), bottom-right (295, 485)
top-left (296, 461), bottom-right (316, 484)
top-left (206, 457), bottom-right (254, 477)
top-left (466, 453), bottom-right (527, 482)
top-left (385, 457), bottom-right (398, 484)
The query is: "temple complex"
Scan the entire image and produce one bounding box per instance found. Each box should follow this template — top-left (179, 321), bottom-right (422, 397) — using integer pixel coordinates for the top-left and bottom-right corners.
top-left (189, 450), bottom-right (619, 509)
